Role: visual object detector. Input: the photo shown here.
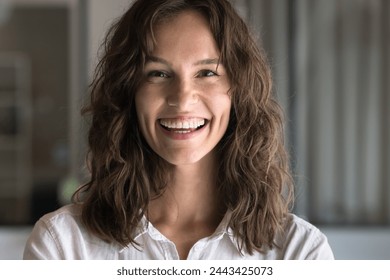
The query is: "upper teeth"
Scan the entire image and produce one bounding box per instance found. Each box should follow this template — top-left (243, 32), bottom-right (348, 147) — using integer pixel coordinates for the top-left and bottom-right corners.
top-left (160, 118), bottom-right (205, 129)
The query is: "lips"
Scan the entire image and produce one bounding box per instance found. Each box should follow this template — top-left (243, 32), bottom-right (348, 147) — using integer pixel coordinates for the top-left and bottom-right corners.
top-left (158, 117), bottom-right (208, 134)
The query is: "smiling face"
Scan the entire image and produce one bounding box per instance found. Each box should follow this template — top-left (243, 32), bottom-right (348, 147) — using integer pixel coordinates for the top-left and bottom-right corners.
top-left (135, 10), bottom-right (231, 166)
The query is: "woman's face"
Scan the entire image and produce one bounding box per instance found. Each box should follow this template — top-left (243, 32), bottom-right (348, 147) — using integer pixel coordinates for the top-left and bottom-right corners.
top-left (135, 10), bottom-right (231, 166)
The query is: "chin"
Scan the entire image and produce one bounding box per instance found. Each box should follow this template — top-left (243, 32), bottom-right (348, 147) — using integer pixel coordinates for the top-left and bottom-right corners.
top-left (162, 149), bottom-right (216, 167)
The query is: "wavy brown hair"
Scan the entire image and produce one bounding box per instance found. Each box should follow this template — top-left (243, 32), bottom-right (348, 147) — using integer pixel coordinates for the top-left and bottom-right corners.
top-left (73, 0), bottom-right (294, 255)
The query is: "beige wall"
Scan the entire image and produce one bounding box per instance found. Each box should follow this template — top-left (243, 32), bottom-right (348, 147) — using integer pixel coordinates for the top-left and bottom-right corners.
top-left (87, 0), bottom-right (133, 79)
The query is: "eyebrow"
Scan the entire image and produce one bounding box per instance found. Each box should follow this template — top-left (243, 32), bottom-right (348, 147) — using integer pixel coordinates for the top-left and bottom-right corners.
top-left (194, 58), bottom-right (220, 66)
top-left (145, 56), bottom-right (221, 67)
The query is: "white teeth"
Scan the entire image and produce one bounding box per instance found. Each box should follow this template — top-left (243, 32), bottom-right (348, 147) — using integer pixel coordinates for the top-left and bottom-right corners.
top-left (160, 118), bottom-right (206, 129)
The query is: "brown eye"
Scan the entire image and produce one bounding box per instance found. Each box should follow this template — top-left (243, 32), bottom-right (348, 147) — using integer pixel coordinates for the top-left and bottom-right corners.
top-left (148, 71), bottom-right (170, 78)
top-left (198, 70), bottom-right (218, 77)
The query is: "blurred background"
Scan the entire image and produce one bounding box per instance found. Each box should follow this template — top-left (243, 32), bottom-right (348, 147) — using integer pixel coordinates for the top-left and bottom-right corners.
top-left (0, 0), bottom-right (389, 259)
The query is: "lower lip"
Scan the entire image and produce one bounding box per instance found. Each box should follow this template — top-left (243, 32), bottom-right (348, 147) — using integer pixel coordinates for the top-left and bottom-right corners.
top-left (158, 123), bottom-right (207, 140)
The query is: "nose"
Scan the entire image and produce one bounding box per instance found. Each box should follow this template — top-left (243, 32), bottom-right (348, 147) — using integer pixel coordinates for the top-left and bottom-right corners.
top-left (167, 77), bottom-right (198, 109)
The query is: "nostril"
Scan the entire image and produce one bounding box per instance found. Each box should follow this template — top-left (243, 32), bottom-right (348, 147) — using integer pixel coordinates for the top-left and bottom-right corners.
top-left (167, 89), bottom-right (199, 107)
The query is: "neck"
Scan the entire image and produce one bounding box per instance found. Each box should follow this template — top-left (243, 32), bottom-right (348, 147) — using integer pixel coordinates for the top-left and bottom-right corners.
top-left (149, 152), bottom-right (225, 225)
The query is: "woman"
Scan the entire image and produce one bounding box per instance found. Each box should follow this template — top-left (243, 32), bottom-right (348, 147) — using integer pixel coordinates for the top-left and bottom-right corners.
top-left (24, 0), bottom-right (334, 260)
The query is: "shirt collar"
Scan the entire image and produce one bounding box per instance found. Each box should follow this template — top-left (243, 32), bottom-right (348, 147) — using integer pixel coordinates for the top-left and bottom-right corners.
top-left (119, 210), bottom-right (244, 254)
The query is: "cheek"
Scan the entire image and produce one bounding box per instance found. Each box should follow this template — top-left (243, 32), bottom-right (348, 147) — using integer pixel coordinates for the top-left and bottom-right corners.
top-left (207, 96), bottom-right (231, 137)
top-left (134, 89), bottom-right (152, 137)
top-left (204, 80), bottom-right (231, 116)
top-left (135, 88), bottom-right (166, 142)
top-left (135, 86), bottom-right (149, 109)
top-left (219, 95), bottom-right (232, 130)
top-left (213, 93), bottom-right (232, 118)
top-left (135, 88), bottom-right (156, 119)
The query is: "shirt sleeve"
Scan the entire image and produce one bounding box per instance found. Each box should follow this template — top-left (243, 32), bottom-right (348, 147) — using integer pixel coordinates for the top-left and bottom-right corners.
top-left (304, 228), bottom-right (335, 260)
top-left (280, 215), bottom-right (335, 260)
top-left (23, 219), bottom-right (63, 260)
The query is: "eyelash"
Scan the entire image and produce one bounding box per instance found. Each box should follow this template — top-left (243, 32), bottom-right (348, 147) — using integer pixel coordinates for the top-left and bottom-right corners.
top-left (146, 69), bottom-right (219, 80)
top-left (147, 71), bottom-right (170, 79)
top-left (197, 70), bottom-right (219, 77)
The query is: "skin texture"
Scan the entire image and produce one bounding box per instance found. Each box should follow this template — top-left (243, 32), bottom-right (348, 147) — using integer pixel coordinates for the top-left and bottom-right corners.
top-left (136, 11), bottom-right (231, 166)
top-left (135, 10), bottom-right (231, 259)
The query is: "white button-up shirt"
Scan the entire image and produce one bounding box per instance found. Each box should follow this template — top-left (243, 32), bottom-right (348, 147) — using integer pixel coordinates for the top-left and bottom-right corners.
top-left (23, 204), bottom-right (334, 260)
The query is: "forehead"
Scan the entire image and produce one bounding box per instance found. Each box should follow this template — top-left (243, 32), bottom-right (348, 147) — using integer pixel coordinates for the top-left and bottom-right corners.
top-left (149, 10), bottom-right (219, 57)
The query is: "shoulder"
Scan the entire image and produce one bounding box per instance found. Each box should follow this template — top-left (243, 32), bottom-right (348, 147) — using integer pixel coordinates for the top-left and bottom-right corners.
top-left (273, 213), bottom-right (334, 259)
top-left (23, 204), bottom-right (107, 259)
top-left (39, 203), bottom-right (82, 228)
top-left (283, 213), bottom-right (322, 237)
top-left (34, 203), bottom-right (86, 240)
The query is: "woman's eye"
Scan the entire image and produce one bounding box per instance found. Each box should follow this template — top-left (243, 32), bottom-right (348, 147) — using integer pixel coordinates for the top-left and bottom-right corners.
top-left (147, 71), bottom-right (170, 79)
top-left (198, 70), bottom-right (218, 77)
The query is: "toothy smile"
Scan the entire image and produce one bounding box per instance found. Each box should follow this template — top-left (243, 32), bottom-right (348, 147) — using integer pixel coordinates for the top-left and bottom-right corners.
top-left (159, 118), bottom-right (207, 133)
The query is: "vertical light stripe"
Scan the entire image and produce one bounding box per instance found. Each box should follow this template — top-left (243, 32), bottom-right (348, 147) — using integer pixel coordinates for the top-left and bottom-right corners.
top-left (363, 0), bottom-right (382, 223)
top-left (294, 0), bottom-right (310, 219)
top-left (340, 0), bottom-right (361, 223)
top-left (381, 0), bottom-right (390, 223)
top-left (235, 0), bottom-right (389, 225)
